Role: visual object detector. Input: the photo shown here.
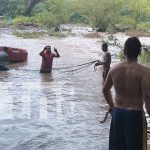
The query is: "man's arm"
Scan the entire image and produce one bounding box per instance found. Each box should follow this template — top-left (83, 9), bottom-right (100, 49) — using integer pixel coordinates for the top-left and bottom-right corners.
top-left (103, 70), bottom-right (114, 110)
top-left (54, 48), bottom-right (60, 58)
top-left (95, 53), bottom-right (111, 66)
top-left (95, 60), bottom-right (104, 66)
top-left (39, 49), bottom-right (45, 56)
top-left (142, 69), bottom-right (150, 116)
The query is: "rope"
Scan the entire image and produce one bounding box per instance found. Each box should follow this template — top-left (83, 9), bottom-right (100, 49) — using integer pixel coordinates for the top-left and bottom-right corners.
top-left (72, 63), bottom-right (94, 74)
top-left (14, 60), bottom-right (98, 74)
top-left (100, 111), bottom-right (110, 123)
top-left (56, 60), bottom-right (98, 70)
top-left (53, 62), bottom-right (96, 76)
top-left (61, 62), bottom-right (95, 74)
top-left (100, 109), bottom-right (112, 124)
top-left (11, 60), bottom-right (99, 73)
top-left (12, 68), bottom-right (39, 72)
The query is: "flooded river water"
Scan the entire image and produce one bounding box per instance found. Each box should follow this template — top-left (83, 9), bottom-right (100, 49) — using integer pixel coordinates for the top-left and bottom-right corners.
top-left (0, 28), bottom-right (150, 150)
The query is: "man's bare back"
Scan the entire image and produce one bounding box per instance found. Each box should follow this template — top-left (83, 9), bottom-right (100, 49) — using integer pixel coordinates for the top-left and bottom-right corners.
top-left (108, 61), bottom-right (150, 111)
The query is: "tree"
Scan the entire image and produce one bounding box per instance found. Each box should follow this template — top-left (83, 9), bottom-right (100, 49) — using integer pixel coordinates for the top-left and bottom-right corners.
top-left (88, 0), bottom-right (122, 31)
top-left (25, 0), bottom-right (43, 15)
top-left (33, 0), bottom-right (68, 29)
top-left (0, 0), bottom-right (25, 17)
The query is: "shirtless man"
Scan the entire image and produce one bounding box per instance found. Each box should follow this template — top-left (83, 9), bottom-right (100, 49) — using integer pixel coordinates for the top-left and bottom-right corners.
top-left (95, 43), bottom-right (111, 82)
top-left (39, 46), bottom-right (60, 73)
top-left (103, 37), bottom-right (150, 150)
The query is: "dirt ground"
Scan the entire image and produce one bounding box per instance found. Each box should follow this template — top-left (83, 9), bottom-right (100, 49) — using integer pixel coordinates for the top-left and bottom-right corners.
top-left (126, 30), bottom-right (150, 37)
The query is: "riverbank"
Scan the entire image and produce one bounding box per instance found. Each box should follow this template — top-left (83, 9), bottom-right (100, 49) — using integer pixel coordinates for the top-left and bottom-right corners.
top-left (1, 23), bottom-right (150, 39)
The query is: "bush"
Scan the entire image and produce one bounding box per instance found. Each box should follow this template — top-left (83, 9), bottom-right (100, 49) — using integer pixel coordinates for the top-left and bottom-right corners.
top-left (137, 22), bottom-right (150, 31)
top-left (121, 17), bottom-right (137, 29)
top-left (0, 18), bottom-right (10, 27)
top-left (12, 16), bottom-right (32, 25)
top-left (34, 12), bottom-right (66, 29)
top-left (48, 31), bottom-right (67, 38)
top-left (106, 24), bottom-right (116, 34)
top-left (139, 50), bottom-right (150, 64)
top-left (119, 50), bottom-right (150, 64)
top-left (118, 51), bottom-right (124, 61)
top-left (69, 12), bottom-right (89, 24)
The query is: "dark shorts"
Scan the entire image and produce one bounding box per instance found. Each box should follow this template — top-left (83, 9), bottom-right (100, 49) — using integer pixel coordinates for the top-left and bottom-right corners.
top-left (109, 108), bottom-right (143, 150)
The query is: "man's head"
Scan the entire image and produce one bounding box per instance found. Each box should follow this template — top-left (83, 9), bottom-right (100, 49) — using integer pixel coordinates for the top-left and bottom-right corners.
top-left (102, 43), bottom-right (108, 52)
top-left (46, 46), bottom-right (51, 54)
top-left (124, 37), bottom-right (141, 59)
top-left (3, 47), bottom-right (8, 52)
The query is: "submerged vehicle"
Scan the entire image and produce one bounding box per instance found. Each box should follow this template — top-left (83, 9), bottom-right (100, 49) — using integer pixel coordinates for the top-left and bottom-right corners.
top-left (0, 46), bottom-right (28, 62)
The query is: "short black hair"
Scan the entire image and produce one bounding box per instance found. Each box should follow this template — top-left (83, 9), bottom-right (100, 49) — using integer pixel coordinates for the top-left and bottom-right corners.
top-left (102, 43), bottom-right (108, 49)
top-left (124, 37), bottom-right (141, 58)
top-left (46, 46), bottom-right (51, 50)
top-left (3, 47), bottom-right (8, 51)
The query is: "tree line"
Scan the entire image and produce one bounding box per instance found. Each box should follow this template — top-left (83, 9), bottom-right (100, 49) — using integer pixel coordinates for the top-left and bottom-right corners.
top-left (0, 0), bottom-right (150, 32)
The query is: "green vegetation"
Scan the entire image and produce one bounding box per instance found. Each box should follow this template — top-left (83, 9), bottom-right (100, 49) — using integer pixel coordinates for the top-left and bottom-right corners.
top-left (0, 0), bottom-right (149, 62)
top-left (48, 31), bottom-right (68, 38)
top-left (12, 16), bottom-right (32, 26)
top-left (104, 35), bottom-right (150, 64)
top-left (117, 49), bottom-right (150, 64)
top-left (12, 30), bottom-right (69, 38)
top-left (12, 31), bottom-right (45, 38)
top-left (139, 51), bottom-right (150, 64)
top-left (0, 0), bottom-right (149, 32)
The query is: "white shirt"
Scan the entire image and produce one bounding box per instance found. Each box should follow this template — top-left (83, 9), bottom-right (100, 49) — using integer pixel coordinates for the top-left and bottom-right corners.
top-left (0, 51), bottom-right (8, 64)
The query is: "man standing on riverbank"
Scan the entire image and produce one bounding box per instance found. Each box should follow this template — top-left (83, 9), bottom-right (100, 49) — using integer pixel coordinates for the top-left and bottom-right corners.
top-left (95, 43), bottom-right (111, 83)
top-left (39, 46), bottom-right (60, 73)
top-left (103, 36), bottom-right (150, 150)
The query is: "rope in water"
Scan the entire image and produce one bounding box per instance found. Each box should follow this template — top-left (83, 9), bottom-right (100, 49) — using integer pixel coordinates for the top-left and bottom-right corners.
top-left (11, 60), bottom-right (119, 73)
top-left (60, 60), bottom-right (97, 74)
top-left (55, 60), bottom-right (98, 70)
top-left (11, 60), bottom-right (99, 73)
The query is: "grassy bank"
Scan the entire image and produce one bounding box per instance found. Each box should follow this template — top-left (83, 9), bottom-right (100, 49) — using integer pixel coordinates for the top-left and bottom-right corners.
top-left (12, 31), bottom-right (46, 38)
top-left (12, 30), bottom-right (70, 38)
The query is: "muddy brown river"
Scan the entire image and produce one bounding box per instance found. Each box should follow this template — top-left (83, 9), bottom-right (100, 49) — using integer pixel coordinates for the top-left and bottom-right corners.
top-left (0, 28), bottom-right (150, 150)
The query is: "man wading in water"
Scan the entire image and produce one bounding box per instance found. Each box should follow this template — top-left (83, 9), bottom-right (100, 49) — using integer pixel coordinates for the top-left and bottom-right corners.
top-left (103, 37), bottom-right (150, 150)
top-left (39, 46), bottom-right (60, 73)
top-left (95, 43), bottom-right (111, 83)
